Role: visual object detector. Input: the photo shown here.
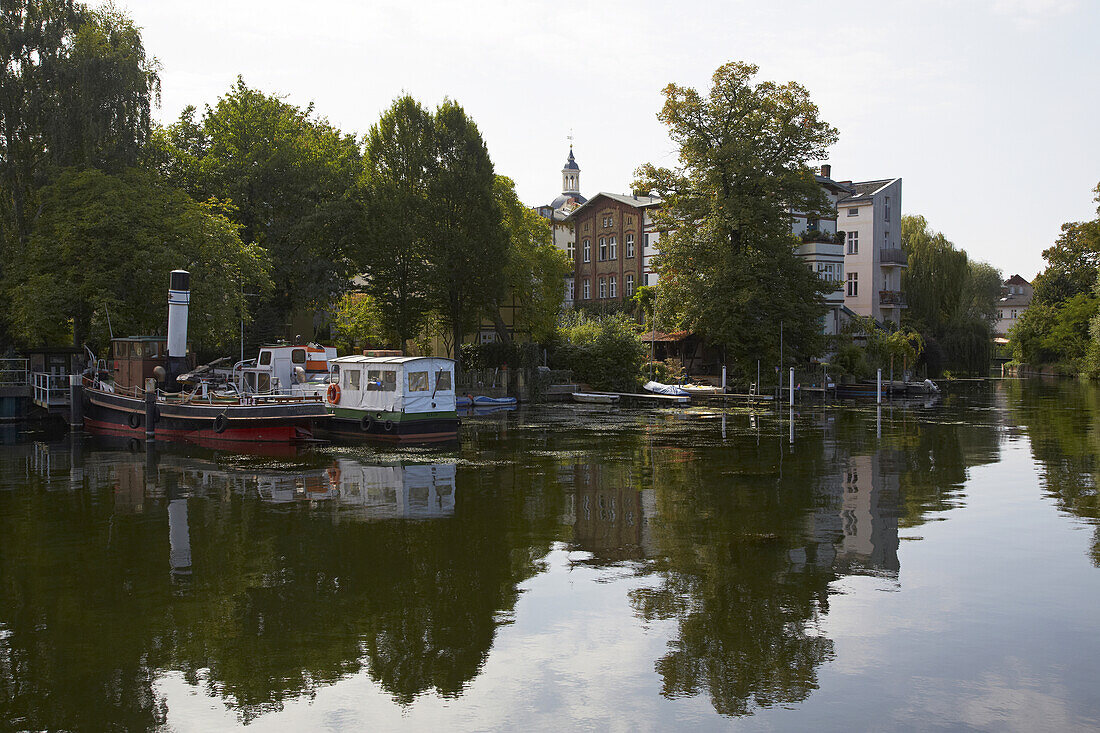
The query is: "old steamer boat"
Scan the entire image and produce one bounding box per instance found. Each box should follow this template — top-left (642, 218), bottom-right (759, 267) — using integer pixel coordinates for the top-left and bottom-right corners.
top-left (322, 355), bottom-right (459, 443)
top-left (82, 271), bottom-right (329, 445)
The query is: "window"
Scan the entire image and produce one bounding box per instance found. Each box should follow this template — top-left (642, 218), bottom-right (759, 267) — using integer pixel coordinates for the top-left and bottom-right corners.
top-left (259, 350), bottom-right (272, 366)
top-left (626, 233), bottom-right (635, 258)
top-left (435, 370), bottom-right (452, 392)
top-left (291, 348), bottom-right (306, 364)
top-left (884, 231), bottom-right (890, 247)
top-left (884, 197), bottom-right (891, 222)
top-left (847, 231), bottom-right (858, 255)
top-left (584, 222), bottom-right (589, 232)
top-left (625, 273), bottom-right (634, 296)
top-left (847, 272), bottom-right (858, 297)
top-left (599, 278), bottom-right (607, 299)
top-left (566, 241), bottom-right (575, 261)
top-left (344, 368), bottom-right (361, 390)
top-left (609, 236), bottom-right (617, 260)
top-left (583, 239), bottom-right (591, 262)
top-left (567, 280), bottom-right (574, 300)
top-left (583, 279), bottom-right (590, 299)
top-left (1011, 309), bottom-right (1018, 319)
top-left (627, 216), bottom-right (633, 225)
top-left (408, 371), bottom-right (429, 392)
top-left (643, 233), bottom-right (650, 249)
top-left (609, 275), bottom-right (617, 298)
top-left (848, 207), bottom-right (858, 217)
top-left (599, 237), bottom-right (607, 261)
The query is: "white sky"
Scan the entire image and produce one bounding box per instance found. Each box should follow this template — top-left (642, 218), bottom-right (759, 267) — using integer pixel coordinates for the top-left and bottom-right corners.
top-left (100, 0), bottom-right (1099, 280)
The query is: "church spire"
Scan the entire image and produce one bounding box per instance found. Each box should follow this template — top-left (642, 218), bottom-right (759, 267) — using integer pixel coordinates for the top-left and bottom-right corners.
top-left (562, 145), bottom-right (580, 195)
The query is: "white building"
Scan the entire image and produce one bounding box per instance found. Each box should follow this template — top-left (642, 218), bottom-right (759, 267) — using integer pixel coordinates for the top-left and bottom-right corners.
top-left (995, 274), bottom-right (1034, 337)
top-left (835, 175), bottom-right (905, 326)
top-left (535, 146), bottom-right (587, 307)
top-left (792, 165), bottom-right (852, 335)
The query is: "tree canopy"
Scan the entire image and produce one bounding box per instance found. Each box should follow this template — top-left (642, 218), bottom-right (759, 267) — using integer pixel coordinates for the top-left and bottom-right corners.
top-left (6, 167), bottom-right (269, 352)
top-left (151, 78), bottom-right (361, 346)
top-left (901, 214), bottom-right (1000, 375)
top-left (634, 61), bottom-right (837, 374)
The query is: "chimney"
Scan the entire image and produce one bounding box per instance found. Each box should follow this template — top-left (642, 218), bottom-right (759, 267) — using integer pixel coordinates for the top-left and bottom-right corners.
top-left (820, 164), bottom-right (831, 178)
top-left (166, 269), bottom-right (190, 386)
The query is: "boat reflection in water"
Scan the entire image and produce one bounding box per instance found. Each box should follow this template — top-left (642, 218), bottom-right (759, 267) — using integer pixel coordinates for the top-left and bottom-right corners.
top-left (258, 460), bottom-right (457, 521)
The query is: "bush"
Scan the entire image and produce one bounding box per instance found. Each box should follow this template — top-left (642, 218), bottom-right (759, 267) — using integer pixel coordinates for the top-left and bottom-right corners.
top-left (550, 311), bottom-right (647, 392)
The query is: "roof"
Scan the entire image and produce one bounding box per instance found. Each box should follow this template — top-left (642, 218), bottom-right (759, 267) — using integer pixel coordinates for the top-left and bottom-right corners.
top-left (837, 178), bottom-right (900, 205)
top-left (551, 192), bottom-right (588, 209)
top-left (564, 191), bottom-right (663, 221)
top-left (1004, 274), bottom-right (1030, 286)
top-left (639, 330), bottom-right (689, 342)
top-left (815, 174), bottom-right (855, 196)
top-left (331, 355), bottom-right (455, 366)
top-left (563, 147), bottom-right (579, 171)
top-left (999, 293), bottom-right (1033, 307)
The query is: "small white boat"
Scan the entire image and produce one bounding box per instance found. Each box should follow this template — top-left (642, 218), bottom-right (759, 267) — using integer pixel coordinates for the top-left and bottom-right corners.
top-left (572, 392), bottom-right (620, 404)
top-left (679, 384), bottom-right (721, 395)
top-left (643, 381), bottom-right (690, 396)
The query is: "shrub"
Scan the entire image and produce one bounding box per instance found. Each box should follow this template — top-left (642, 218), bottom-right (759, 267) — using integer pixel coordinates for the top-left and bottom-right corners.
top-left (551, 311), bottom-right (647, 392)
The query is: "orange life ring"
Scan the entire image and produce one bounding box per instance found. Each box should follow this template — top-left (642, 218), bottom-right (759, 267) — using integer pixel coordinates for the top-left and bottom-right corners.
top-left (327, 383), bottom-right (341, 404)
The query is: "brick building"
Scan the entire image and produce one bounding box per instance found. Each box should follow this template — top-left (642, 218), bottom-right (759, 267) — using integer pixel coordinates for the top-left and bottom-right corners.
top-left (566, 192), bottom-right (661, 305)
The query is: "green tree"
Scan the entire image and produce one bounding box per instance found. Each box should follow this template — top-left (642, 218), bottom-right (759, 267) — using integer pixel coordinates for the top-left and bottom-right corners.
top-left (0, 0), bottom-right (160, 343)
top-left (902, 215), bottom-right (1000, 375)
top-left (634, 61), bottom-right (836, 375)
top-left (153, 78), bottom-right (361, 345)
top-left (427, 101), bottom-right (507, 370)
top-left (330, 291), bottom-right (391, 353)
top-left (6, 167), bottom-right (269, 352)
top-left (1011, 292), bottom-right (1097, 369)
top-left (493, 175), bottom-right (570, 344)
top-left (1031, 184), bottom-right (1100, 306)
top-left (358, 96), bottom-right (435, 347)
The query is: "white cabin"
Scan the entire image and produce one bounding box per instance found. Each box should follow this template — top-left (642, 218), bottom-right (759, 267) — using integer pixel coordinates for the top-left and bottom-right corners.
top-left (328, 356), bottom-right (456, 414)
top-left (235, 343), bottom-right (336, 396)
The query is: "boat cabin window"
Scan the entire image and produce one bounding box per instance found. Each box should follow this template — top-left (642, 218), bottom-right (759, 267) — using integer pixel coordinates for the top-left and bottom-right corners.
top-left (435, 370), bottom-right (452, 391)
top-left (344, 368), bottom-right (361, 391)
top-left (257, 373), bottom-right (271, 392)
top-left (408, 371), bottom-right (429, 392)
top-left (366, 369), bottom-right (397, 391)
top-left (329, 365), bottom-right (340, 383)
top-left (259, 350), bottom-right (272, 366)
top-left (291, 349), bottom-right (306, 364)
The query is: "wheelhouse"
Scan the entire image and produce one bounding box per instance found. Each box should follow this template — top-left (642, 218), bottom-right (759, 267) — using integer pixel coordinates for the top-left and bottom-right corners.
top-left (328, 356), bottom-right (456, 414)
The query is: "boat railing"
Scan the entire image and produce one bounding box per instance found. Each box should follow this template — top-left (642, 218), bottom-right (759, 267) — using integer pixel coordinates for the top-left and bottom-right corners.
top-left (83, 376), bottom-right (321, 404)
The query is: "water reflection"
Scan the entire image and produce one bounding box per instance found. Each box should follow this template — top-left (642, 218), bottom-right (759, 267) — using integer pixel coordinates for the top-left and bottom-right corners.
top-left (2, 385), bottom-right (1097, 729)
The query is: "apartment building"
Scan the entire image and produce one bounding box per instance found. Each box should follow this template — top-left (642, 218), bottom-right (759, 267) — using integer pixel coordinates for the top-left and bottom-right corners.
top-left (567, 192), bottom-right (662, 305)
top-left (836, 176), bottom-right (905, 326)
top-left (994, 274), bottom-right (1033, 337)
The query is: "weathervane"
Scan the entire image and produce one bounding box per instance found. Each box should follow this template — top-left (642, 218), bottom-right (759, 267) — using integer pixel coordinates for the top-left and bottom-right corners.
top-left (567, 129), bottom-right (574, 148)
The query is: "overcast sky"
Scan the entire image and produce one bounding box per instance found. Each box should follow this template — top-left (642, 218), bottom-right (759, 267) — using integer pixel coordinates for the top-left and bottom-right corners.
top-left (99, 0), bottom-right (1099, 280)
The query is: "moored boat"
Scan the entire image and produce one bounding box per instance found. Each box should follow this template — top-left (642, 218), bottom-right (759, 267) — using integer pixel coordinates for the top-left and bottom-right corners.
top-left (320, 355), bottom-right (459, 444)
top-left (572, 392), bottom-right (620, 404)
top-left (82, 271), bottom-right (328, 446)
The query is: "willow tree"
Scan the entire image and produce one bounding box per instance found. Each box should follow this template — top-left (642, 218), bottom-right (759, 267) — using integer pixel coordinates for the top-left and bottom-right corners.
top-left (902, 215), bottom-right (1000, 374)
top-left (0, 0), bottom-right (160, 345)
top-left (634, 61), bottom-right (837, 376)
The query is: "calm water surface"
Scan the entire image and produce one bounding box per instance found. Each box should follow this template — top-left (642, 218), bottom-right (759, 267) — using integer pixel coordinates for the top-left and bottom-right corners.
top-left (1, 379), bottom-right (1099, 731)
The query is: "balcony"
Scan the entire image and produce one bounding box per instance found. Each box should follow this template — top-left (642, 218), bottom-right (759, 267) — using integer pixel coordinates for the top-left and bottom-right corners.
top-left (800, 229), bottom-right (844, 244)
top-left (879, 248), bottom-right (907, 267)
top-left (879, 290), bottom-right (907, 307)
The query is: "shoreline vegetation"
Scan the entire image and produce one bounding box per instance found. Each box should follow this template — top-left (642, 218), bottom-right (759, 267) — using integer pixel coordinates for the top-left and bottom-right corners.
top-left (1, 2), bottom-right (1097, 389)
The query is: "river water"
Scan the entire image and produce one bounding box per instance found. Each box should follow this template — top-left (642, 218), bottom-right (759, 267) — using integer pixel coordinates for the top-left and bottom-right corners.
top-left (1, 379), bottom-right (1098, 731)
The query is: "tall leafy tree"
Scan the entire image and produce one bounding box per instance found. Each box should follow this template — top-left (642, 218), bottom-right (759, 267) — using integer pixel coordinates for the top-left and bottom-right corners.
top-left (358, 96), bottom-right (435, 347)
top-left (0, 0), bottom-right (159, 344)
top-left (6, 167), bottom-right (270, 352)
top-left (634, 61), bottom-right (837, 375)
top-left (427, 101), bottom-right (507, 370)
top-left (491, 175), bottom-right (570, 344)
top-left (153, 78), bottom-right (361, 345)
top-left (1032, 184), bottom-right (1100, 306)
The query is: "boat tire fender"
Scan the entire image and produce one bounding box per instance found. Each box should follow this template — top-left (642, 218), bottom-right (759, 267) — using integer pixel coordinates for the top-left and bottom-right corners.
top-left (384, 420), bottom-right (393, 432)
top-left (128, 412), bottom-right (142, 429)
top-left (360, 414), bottom-right (372, 432)
top-left (213, 413), bottom-right (228, 434)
